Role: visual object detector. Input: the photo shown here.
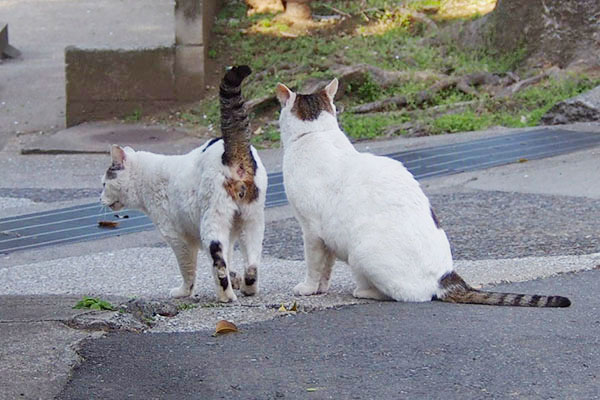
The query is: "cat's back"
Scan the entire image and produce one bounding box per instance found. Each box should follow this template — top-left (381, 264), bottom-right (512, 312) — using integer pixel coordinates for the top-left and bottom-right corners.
top-left (344, 152), bottom-right (430, 215)
top-left (302, 151), bottom-right (430, 243)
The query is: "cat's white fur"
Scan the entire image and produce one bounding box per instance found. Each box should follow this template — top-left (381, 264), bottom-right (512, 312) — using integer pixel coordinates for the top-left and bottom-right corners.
top-left (100, 141), bottom-right (267, 302)
top-left (277, 79), bottom-right (453, 302)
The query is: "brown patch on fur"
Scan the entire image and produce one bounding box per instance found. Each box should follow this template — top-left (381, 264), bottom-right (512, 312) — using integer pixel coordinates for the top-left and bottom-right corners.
top-left (291, 91), bottom-right (334, 121)
top-left (224, 175), bottom-right (259, 203)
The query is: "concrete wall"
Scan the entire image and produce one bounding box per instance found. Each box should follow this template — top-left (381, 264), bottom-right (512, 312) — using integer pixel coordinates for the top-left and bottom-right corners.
top-left (65, 0), bottom-right (220, 127)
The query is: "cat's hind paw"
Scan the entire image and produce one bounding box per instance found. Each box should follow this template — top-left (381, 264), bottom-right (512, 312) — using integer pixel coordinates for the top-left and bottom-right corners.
top-left (170, 285), bottom-right (193, 298)
top-left (241, 266), bottom-right (259, 296)
top-left (229, 271), bottom-right (241, 290)
top-left (293, 281), bottom-right (320, 296)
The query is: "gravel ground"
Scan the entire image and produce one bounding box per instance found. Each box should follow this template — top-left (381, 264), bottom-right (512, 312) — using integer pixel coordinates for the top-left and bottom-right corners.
top-left (2, 242), bottom-right (598, 332)
top-left (0, 188), bottom-right (100, 203)
top-left (0, 196), bottom-right (36, 210)
top-left (264, 190), bottom-right (600, 261)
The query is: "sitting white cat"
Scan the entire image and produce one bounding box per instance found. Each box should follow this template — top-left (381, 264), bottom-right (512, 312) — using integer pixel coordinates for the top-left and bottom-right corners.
top-left (100, 66), bottom-right (267, 302)
top-left (276, 78), bottom-right (570, 308)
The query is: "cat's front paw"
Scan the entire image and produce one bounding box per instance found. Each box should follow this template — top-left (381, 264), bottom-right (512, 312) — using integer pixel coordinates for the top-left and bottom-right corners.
top-left (293, 281), bottom-right (320, 296)
top-left (170, 285), bottom-right (193, 298)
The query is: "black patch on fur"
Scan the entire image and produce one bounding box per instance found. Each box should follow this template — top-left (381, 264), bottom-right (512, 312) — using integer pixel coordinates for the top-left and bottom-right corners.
top-left (498, 293), bottom-right (508, 304)
top-left (219, 276), bottom-right (229, 290)
top-left (244, 276), bottom-right (256, 286)
top-left (223, 65), bottom-right (252, 87)
top-left (202, 137), bottom-right (222, 152)
top-left (512, 294), bottom-right (525, 306)
top-left (210, 240), bottom-right (229, 290)
top-left (430, 207), bottom-right (441, 229)
top-left (105, 164), bottom-right (123, 180)
top-left (209, 241), bottom-right (221, 259)
top-left (547, 296), bottom-right (571, 308)
top-left (529, 295), bottom-right (541, 306)
top-left (209, 241), bottom-right (226, 268)
top-left (220, 88), bottom-right (241, 99)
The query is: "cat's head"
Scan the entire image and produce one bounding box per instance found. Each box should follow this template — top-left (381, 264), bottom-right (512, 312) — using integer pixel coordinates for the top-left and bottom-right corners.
top-left (100, 145), bottom-right (136, 211)
top-left (276, 78), bottom-right (339, 144)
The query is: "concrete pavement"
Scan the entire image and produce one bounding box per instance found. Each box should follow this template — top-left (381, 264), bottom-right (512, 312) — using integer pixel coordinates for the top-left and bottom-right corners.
top-left (1, 122), bottom-right (600, 399)
top-left (0, 0), bottom-right (173, 136)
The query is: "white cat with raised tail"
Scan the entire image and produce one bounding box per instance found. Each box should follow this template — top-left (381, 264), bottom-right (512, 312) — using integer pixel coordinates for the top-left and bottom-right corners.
top-left (276, 78), bottom-right (570, 308)
top-left (100, 66), bottom-right (267, 302)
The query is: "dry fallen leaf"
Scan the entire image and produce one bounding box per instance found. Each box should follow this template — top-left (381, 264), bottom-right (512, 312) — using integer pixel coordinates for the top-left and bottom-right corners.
top-left (278, 302), bottom-right (298, 313)
top-left (98, 221), bottom-right (119, 229)
top-left (214, 320), bottom-right (238, 335)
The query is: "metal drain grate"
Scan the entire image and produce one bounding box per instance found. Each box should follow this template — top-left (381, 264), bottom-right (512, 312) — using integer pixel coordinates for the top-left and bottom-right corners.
top-left (2, 128), bottom-right (599, 254)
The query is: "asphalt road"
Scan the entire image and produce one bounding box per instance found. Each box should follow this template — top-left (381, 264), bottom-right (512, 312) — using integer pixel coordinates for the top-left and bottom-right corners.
top-left (58, 270), bottom-right (600, 400)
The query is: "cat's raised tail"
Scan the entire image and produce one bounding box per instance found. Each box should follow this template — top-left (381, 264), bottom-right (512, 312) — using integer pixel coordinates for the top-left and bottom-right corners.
top-left (434, 271), bottom-right (571, 307)
top-left (219, 65), bottom-right (259, 202)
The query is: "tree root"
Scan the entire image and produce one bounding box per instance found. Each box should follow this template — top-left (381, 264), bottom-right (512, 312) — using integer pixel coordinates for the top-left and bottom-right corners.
top-left (415, 72), bottom-right (500, 105)
top-left (351, 96), bottom-right (408, 113)
top-left (494, 67), bottom-right (560, 98)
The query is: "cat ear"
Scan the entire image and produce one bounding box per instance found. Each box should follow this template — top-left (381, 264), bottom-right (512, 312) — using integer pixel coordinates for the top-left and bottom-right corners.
top-left (276, 83), bottom-right (293, 106)
top-left (110, 144), bottom-right (126, 167)
top-left (323, 78), bottom-right (338, 102)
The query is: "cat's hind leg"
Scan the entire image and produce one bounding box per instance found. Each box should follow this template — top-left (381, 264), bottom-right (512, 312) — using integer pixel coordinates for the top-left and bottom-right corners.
top-left (350, 268), bottom-right (391, 301)
top-left (294, 231), bottom-right (335, 296)
top-left (202, 214), bottom-right (238, 303)
top-left (238, 213), bottom-right (265, 296)
top-left (168, 240), bottom-right (199, 298)
top-left (226, 230), bottom-right (241, 290)
top-left (205, 239), bottom-right (238, 302)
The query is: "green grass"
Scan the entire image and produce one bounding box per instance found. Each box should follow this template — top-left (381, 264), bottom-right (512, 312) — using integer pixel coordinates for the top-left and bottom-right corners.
top-left (177, 303), bottom-right (198, 311)
top-left (251, 124), bottom-right (281, 148)
top-left (124, 108), bottom-right (142, 122)
top-left (73, 296), bottom-right (116, 311)
top-left (432, 110), bottom-right (492, 133)
top-left (340, 113), bottom-right (411, 139)
top-left (167, 0), bottom-right (600, 145)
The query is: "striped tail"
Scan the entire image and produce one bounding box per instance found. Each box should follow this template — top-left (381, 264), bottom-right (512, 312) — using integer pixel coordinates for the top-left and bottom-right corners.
top-left (434, 271), bottom-right (571, 308)
top-left (219, 65), bottom-right (259, 202)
